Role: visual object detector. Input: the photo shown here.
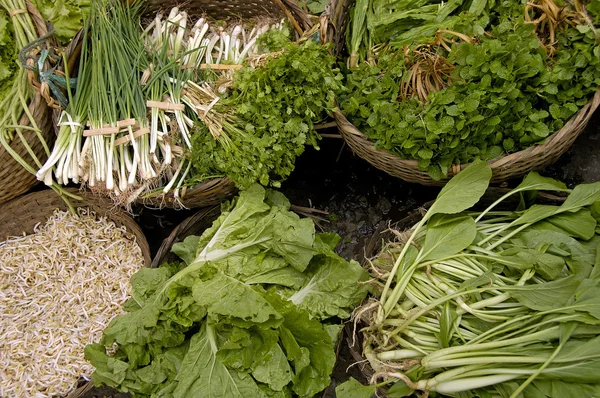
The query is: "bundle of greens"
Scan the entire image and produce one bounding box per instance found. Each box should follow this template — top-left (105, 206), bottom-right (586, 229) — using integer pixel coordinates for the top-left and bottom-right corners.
top-left (0, 0), bottom-right (38, 142)
top-left (340, 0), bottom-right (600, 180)
top-left (339, 160), bottom-right (600, 397)
top-left (139, 10), bottom-right (296, 202)
top-left (0, 0), bottom-right (77, 204)
top-left (36, 0), bottom-right (151, 196)
top-left (0, 7), bottom-right (16, 102)
top-left (85, 184), bottom-right (370, 397)
top-left (188, 37), bottom-right (343, 189)
top-left (35, 0), bottom-right (341, 206)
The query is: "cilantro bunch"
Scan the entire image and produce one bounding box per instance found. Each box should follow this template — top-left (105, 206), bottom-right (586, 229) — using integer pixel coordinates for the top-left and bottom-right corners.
top-left (189, 39), bottom-right (344, 189)
top-left (340, 2), bottom-right (600, 180)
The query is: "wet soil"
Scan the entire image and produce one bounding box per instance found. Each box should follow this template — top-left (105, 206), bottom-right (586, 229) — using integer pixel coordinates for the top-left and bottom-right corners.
top-left (80, 111), bottom-right (600, 397)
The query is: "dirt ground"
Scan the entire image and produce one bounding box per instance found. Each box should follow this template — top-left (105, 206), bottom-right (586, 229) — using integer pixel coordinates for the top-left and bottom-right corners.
top-left (80, 111), bottom-right (600, 397)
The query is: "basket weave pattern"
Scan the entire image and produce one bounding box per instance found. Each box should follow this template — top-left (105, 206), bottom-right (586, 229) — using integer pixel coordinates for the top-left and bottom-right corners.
top-left (0, 1), bottom-right (53, 204)
top-left (336, 88), bottom-right (600, 186)
top-left (141, 178), bottom-right (238, 208)
top-left (152, 205), bottom-right (222, 267)
top-left (0, 188), bottom-right (151, 266)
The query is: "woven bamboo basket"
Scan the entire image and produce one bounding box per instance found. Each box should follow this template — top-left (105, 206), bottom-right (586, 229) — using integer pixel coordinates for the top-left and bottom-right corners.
top-left (335, 87), bottom-right (600, 186)
top-left (325, 0), bottom-right (600, 186)
top-left (0, 188), bottom-right (151, 265)
top-left (152, 205), bottom-right (222, 267)
top-left (43, 0), bottom-right (314, 210)
top-left (0, 188), bottom-right (151, 398)
top-left (0, 1), bottom-right (54, 204)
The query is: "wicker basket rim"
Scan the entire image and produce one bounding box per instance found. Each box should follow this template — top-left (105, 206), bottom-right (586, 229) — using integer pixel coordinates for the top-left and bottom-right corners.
top-left (0, 188), bottom-right (151, 265)
top-left (335, 86), bottom-right (600, 174)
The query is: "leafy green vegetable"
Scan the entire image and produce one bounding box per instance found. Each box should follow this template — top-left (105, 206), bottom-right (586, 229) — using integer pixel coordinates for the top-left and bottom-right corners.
top-left (354, 169), bottom-right (600, 396)
top-left (336, 377), bottom-right (377, 398)
top-left (86, 185), bottom-right (369, 397)
top-left (295, 0), bottom-right (328, 14)
top-left (420, 214), bottom-right (477, 261)
top-left (33, 0), bottom-right (89, 42)
top-left (189, 39), bottom-right (344, 189)
top-left (341, 1), bottom-right (600, 179)
top-left (0, 8), bottom-right (16, 100)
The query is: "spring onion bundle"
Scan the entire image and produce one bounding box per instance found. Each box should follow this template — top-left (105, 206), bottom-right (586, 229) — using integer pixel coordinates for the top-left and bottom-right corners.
top-left (37, 0), bottom-right (305, 206)
top-left (0, 0), bottom-right (37, 142)
top-left (344, 160), bottom-right (600, 397)
top-left (0, 208), bottom-right (145, 397)
top-left (0, 0), bottom-right (77, 203)
top-left (136, 9), bottom-right (286, 203)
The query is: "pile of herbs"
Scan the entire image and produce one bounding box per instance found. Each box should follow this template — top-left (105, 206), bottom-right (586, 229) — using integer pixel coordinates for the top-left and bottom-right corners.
top-left (189, 37), bottom-right (343, 189)
top-left (340, 0), bottom-right (600, 180)
top-left (338, 160), bottom-right (600, 397)
top-left (85, 184), bottom-right (369, 397)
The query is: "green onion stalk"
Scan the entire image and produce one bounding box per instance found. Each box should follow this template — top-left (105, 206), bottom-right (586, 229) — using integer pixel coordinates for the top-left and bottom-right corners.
top-left (111, 0), bottom-right (155, 194)
top-left (357, 170), bottom-right (600, 397)
top-left (140, 9), bottom-right (194, 204)
top-left (0, 0), bottom-right (79, 207)
top-left (36, 6), bottom-right (92, 187)
top-left (0, 0), bottom-right (37, 142)
top-left (76, 0), bottom-right (154, 201)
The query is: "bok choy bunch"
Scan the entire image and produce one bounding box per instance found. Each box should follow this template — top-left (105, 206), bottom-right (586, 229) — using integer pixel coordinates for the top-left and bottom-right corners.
top-left (342, 160), bottom-right (600, 397)
top-left (86, 184), bottom-right (370, 397)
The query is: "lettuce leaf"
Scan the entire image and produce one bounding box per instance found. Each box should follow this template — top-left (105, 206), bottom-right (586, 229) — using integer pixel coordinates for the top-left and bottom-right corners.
top-left (33, 0), bottom-right (89, 42)
top-left (0, 9), bottom-right (16, 100)
top-left (86, 184), bottom-right (368, 397)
